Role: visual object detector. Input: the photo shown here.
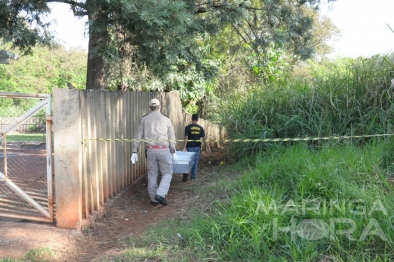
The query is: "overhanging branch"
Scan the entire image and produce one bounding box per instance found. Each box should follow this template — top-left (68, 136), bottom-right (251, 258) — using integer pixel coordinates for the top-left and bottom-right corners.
top-left (46, 0), bottom-right (86, 10)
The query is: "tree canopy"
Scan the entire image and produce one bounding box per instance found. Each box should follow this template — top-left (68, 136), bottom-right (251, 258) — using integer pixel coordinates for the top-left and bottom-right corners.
top-left (1, 0), bottom-right (337, 93)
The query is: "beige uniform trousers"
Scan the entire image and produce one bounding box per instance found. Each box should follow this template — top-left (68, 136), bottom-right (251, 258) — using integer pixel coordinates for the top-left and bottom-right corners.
top-left (147, 148), bottom-right (173, 201)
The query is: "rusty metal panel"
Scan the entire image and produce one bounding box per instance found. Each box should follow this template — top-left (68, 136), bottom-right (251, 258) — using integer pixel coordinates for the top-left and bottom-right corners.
top-left (108, 93), bottom-right (115, 199)
top-left (117, 93), bottom-right (122, 190)
top-left (125, 92), bottom-right (131, 185)
top-left (113, 93), bottom-right (120, 194)
top-left (132, 92), bottom-right (137, 177)
top-left (86, 91), bottom-right (97, 212)
top-left (86, 91), bottom-right (95, 215)
top-left (99, 91), bottom-right (109, 203)
top-left (80, 90), bottom-right (90, 218)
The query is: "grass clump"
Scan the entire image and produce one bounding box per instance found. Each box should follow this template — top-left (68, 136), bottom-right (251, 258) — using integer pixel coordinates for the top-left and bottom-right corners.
top-left (0, 247), bottom-right (54, 262)
top-left (23, 247), bottom-right (54, 262)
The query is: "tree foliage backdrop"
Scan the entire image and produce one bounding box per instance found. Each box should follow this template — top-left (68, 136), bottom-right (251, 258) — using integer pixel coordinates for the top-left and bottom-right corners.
top-left (0, 46), bottom-right (87, 93)
top-left (1, 0), bottom-right (338, 114)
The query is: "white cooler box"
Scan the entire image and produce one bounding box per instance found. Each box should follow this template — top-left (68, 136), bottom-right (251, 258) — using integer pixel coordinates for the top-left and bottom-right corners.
top-left (173, 151), bottom-right (195, 174)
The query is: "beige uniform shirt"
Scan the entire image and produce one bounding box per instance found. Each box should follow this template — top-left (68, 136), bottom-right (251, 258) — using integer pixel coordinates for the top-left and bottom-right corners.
top-left (132, 111), bottom-right (176, 154)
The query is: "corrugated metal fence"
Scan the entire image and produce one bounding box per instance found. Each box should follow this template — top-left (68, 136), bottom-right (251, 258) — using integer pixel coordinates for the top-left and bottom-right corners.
top-left (53, 89), bottom-right (226, 228)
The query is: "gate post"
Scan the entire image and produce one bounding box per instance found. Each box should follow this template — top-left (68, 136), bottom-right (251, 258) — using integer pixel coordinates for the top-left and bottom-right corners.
top-left (53, 88), bottom-right (83, 228)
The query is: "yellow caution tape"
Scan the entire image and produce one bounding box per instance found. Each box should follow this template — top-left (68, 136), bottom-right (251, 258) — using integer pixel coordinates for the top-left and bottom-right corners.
top-left (82, 133), bottom-right (394, 144)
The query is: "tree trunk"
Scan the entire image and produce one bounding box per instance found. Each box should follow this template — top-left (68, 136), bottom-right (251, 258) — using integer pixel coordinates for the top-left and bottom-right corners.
top-left (86, 8), bottom-right (108, 90)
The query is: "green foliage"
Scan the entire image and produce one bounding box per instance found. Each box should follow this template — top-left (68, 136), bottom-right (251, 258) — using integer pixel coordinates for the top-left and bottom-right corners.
top-left (219, 54), bottom-right (394, 158)
top-left (106, 32), bottom-right (218, 113)
top-left (0, 259), bottom-right (18, 262)
top-left (105, 0), bottom-right (340, 114)
top-left (380, 136), bottom-right (394, 171)
top-left (250, 45), bottom-right (291, 84)
top-left (107, 0), bottom-right (206, 73)
top-left (305, 6), bottom-right (341, 59)
top-left (1, 0), bottom-right (340, 102)
top-left (0, 1), bottom-right (55, 54)
top-left (0, 46), bottom-right (87, 93)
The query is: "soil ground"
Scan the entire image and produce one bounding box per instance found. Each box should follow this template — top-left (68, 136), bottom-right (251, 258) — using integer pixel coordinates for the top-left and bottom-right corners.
top-left (0, 148), bottom-right (228, 261)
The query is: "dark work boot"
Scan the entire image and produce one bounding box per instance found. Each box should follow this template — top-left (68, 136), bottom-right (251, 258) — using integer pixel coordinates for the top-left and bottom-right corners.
top-left (154, 194), bottom-right (168, 205)
top-left (183, 174), bottom-right (188, 182)
top-left (151, 201), bottom-right (159, 207)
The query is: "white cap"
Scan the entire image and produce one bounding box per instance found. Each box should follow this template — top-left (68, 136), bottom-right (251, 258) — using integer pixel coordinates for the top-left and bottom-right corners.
top-left (149, 98), bottom-right (160, 106)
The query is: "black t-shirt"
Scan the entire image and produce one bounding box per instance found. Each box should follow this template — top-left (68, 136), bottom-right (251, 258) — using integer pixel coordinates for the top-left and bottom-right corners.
top-left (185, 123), bottom-right (205, 147)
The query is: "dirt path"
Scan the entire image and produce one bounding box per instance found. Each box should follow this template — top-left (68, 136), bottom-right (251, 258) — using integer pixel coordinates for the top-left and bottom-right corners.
top-left (54, 148), bottom-right (226, 262)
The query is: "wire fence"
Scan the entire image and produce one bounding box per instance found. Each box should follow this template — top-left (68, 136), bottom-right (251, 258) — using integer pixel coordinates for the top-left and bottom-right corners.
top-left (0, 94), bottom-right (52, 222)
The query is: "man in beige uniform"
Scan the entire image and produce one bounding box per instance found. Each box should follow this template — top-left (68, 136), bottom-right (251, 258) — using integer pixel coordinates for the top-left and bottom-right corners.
top-left (131, 98), bottom-right (178, 206)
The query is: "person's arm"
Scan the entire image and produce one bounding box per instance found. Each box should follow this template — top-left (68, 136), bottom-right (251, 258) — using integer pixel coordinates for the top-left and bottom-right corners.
top-left (131, 118), bottom-right (144, 164)
top-left (183, 126), bottom-right (189, 151)
top-left (132, 119), bottom-right (144, 153)
top-left (202, 137), bottom-right (211, 154)
top-left (168, 120), bottom-right (176, 154)
top-left (183, 136), bottom-right (188, 151)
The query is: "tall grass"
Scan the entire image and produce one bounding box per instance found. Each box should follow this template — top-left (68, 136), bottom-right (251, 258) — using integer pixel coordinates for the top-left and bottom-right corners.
top-left (219, 55), bottom-right (394, 158)
top-left (184, 142), bottom-right (394, 261)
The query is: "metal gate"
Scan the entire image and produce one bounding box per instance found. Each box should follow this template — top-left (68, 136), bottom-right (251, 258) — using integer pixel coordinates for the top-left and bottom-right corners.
top-left (0, 93), bottom-right (53, 223)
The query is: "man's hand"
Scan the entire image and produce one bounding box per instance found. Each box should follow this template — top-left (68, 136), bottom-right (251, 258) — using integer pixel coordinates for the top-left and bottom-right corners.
top-left (206, 147), bottom-right (211, 154)
top-left (172, 153), bottom-right (178, 162)
top-left (131, 153), bottom-right (138, 164)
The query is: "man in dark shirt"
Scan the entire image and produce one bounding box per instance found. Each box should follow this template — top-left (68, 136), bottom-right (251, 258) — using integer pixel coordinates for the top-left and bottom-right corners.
top-left (182, 114), bottom-right (211, 182)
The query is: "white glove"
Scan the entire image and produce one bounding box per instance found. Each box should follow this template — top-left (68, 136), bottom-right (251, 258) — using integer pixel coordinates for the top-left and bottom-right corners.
top-left (172, 153), bottom-right (178, 162)
top-left (131, 153), bottom-right (138, 164)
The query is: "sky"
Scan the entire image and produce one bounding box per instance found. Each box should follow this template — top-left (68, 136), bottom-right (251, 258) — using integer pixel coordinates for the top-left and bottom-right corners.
top-left (46, 0), bottom-right (394, 58)
top-left (320, 0), bottom-right (394, 58)
top-left (46, 3), bottom-right (88, 50)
